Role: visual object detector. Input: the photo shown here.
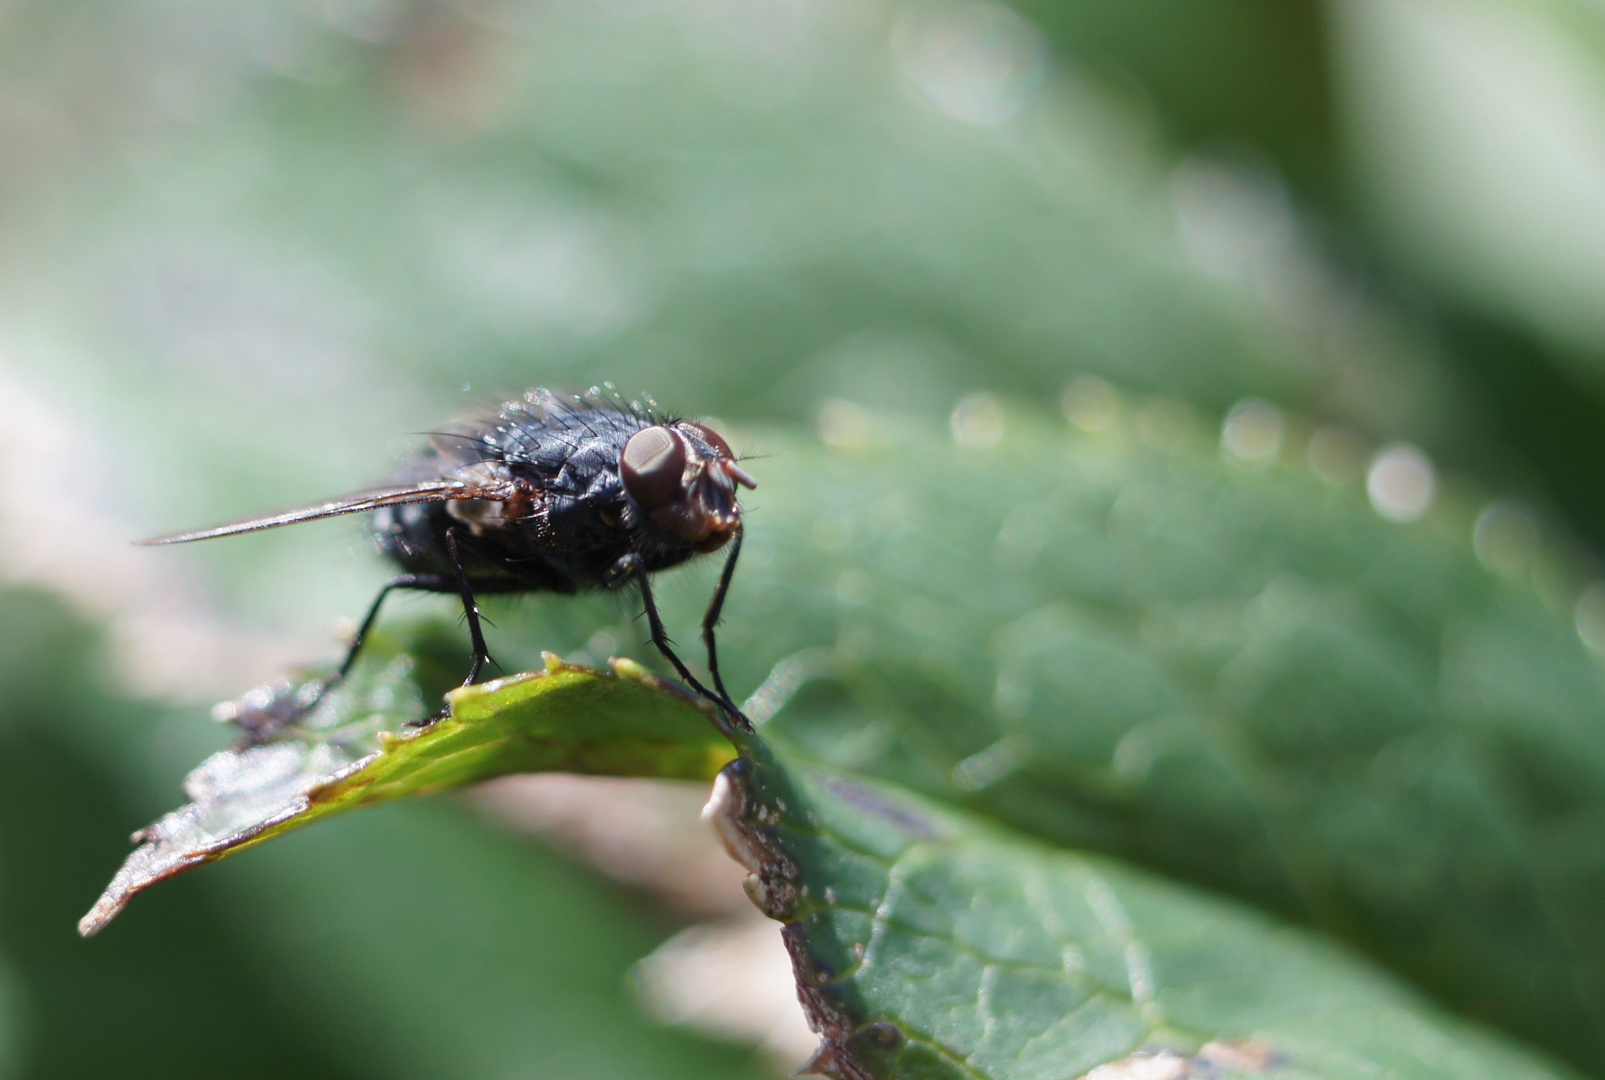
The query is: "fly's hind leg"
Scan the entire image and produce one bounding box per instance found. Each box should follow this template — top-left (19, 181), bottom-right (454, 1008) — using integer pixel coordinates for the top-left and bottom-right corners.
top-left (340, 573), bottom-right (447, 679)
top-left (233, 571), bottom-right (454, 745)
top-left (235, 535), bottom-right (525, 743)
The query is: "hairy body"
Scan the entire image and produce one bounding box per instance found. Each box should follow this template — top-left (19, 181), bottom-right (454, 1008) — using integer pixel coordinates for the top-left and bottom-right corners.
top-left (146, 388), bottom-right (756, 736)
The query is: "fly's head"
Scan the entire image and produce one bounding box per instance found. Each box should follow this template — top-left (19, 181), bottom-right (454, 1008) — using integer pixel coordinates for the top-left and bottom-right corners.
top-left (620, 421), bottom-right (756, 551)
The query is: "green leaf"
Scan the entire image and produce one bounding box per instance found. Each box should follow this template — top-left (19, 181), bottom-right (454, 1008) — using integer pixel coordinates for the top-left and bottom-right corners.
top-left (71, 578), bottom-right (1589, 1080)
top-left (709, 737), bottom-right (1585, 1080)
top-left (71, 401), bottom-right (1605, 1072)
top-left (667, 411), bottom-right (1605, 1070)
top-left (0, 585), bottom-right (766, 1080)
top-left (79, 644), bottom-right (732, 936)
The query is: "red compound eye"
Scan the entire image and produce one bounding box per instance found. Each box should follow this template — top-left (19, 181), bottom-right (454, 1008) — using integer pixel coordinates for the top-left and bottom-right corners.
top-left (690, 423), bottom-right (733, 459)
top-left (621, 425), bottom-right (686, 511)
top-left (689, 423), bottom-right (756, 489)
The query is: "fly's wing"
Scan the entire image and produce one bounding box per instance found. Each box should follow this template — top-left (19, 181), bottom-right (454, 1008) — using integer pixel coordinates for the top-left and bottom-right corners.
top-left (139, 479), bottom-right (517, 545)
top-left (428, 417), bottom-right (505, 468)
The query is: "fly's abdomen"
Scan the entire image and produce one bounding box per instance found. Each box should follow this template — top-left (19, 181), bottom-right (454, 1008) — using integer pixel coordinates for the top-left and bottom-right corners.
top-left (369, 500), bottom-right (458, 578)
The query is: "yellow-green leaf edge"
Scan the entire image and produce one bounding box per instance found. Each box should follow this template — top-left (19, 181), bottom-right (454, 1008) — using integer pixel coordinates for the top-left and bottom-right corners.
top-left (79, 654), bottom-right (735, 936)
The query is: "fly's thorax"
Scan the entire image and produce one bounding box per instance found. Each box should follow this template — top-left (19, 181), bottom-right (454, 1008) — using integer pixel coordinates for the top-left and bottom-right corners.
top-left (368, 402), bottom-right (756, 590)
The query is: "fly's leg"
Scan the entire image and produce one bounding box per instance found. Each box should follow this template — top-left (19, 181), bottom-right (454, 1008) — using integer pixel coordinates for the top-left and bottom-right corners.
top-left (633, 566), bottom-right (709, 695)
top-left (700, 523), bottom-right (743, 714)
top-left (620, 554), bottom-right (753, 734)
top-left (339, 574), bottom-right (448, 679)
top-left (235, 572), bottom-right (455, 745)
top-left (444, 527), bottom-right (493, 686)
top-left (401, 528), bottom-right (520, 729)
top-left (360, 527), bottom-right (576, 685)
top-left (236, 532), bottom-right (523, 743)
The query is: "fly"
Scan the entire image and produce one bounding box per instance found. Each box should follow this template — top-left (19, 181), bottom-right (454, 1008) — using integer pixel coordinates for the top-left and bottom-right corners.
top-left (144, 387), bottom-right (757, 737)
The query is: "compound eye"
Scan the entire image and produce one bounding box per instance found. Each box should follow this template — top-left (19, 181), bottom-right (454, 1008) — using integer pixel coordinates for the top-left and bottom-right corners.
top-left (690, 423), bottom-right (734, 459)
top-left (621, 425), bottom-right (687, 511)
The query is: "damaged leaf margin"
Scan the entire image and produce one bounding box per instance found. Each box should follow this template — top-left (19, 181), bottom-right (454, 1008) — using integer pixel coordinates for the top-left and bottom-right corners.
top-left (704, 739), bottom-right (1585, 1080)
top-left (80, 653), bottom-right (734, 937)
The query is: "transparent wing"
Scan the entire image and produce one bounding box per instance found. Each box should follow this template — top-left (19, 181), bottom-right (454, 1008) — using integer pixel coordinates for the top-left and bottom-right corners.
top-left (138, 479), bottom-right (515, 545)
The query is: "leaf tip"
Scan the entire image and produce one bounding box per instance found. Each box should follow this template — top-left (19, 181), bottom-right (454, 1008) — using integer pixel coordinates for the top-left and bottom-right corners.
top-left (77, 897), bottom-right (121, 938)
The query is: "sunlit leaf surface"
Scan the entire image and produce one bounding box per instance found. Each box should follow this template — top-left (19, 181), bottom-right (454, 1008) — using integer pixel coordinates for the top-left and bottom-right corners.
top-left (80, 645), bottom-right (730, 936)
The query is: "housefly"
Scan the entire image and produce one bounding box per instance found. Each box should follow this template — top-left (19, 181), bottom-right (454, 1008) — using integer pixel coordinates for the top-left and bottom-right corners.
top-left (144, 387), bottom-right (757, 736)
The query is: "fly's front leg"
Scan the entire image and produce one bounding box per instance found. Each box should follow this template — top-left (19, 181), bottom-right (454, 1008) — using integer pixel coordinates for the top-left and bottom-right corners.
top-left (614, 553), bottom-right (752, 733)
top-left (627, 558), bottom-right (707, 694)
top-left (700, 523), bottom-right (743, 714)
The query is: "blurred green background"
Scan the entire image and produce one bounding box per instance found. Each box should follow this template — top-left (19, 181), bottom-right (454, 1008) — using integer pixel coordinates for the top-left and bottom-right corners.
top-left (5, 0), bottom-right (1605, 1076)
